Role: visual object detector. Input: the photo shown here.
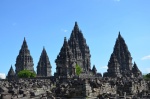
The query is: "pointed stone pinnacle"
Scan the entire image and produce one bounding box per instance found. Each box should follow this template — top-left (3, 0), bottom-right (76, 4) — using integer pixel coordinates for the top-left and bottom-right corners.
top-left (118, 31), bottom-right (121, 38)
top-left (15, 38), bottom-right (34, 74)
top-left (64, 37), bottom-right (67, 41)
top-left (37, 47), bottom-right (52, 77)
top-left (75, 21), bottom-right (78, 26)
top-left (74, 21), bottom-right (79, 31)
top-left (43, 46), bottom-right (46, 52)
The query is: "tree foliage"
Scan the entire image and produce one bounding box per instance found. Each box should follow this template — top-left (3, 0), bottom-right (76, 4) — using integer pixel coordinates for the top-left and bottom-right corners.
top-left (18, 70), bottom-right (36, 78)
top-left (75, 64), bottom-right (82, 76)
top-left (143, 73), bottom-right (150, 80)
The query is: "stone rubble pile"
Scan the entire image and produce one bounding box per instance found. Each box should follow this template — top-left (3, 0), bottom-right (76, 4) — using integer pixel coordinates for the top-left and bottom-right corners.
top-left (1, 77), bottom-right (150, 99)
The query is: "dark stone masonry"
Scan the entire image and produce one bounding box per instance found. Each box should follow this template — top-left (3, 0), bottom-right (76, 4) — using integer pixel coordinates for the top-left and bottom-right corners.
top-left (15, 38), bottom-right (34, 74)
top-left (1, 22), bottom-right (150, 99)
top-left (37, 47), bottom-right (52, 77)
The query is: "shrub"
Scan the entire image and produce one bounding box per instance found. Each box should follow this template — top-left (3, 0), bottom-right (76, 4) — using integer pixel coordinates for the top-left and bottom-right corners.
top-left (75, 64), bottom-right (82, 76)
top-left (143, 73), bottom-right (150, 80)
top-left (18, 70), bottom-right (36, 78)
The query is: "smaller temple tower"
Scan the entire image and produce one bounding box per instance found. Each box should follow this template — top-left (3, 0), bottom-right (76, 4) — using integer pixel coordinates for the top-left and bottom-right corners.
top-left (132, 62), bottom-right (142, 78)
top-left (55, 37), bottom-right (76, 78)
top-left (7, 65), bottom-right (16, 80)
top-left (37, 47), bottom-right (52, 77)
top-left (92, 65), bottom-right (97, 75)
top-left (113, 32), bottom-right (132, 73)
top-left (104, 32), bottom-right (142, 78)
top-left (105, 53), bottom-right (122, 78)
top-left (15, 38), bottom-right (34, 74)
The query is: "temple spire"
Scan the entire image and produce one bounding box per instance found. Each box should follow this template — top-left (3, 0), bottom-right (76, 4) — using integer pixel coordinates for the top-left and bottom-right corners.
top-left (92, 65), bottom-right (97, 75)
top-left (118, 31), bottom-right (121, 38)
top-left (132, 62), bottom-right (140, 73)
top-left (64, 37), bottom-right (67, 46)
top-left (68, 22), bottom-right (91, 73)
top-left (74, 22), bottom-right (79, 29)
top-left (104, 32), bottom-right (135, 78)
top-left (56, 37), bottom-right (73, 62)
top-left (37, 47), bottom-right (52, 77)
top-left (104, 53), bottom-right (121, 77)
top-left (75, 21), bottom-right (77, 25)
top-left (55, 37), bottom-right (75, 78)
top-left (15, 38), bottom-right (34, 74)
top-left (113, 32), bottom-right (132, 72)
top-left (7, 65), bottom-right (16, 80)
top-left (132, 62), bottom-right (142, 78)
top-left (8, 65), bottom-right (15, 76)
top-left (22, 37), bottom-right (28, 48)
top-left (42, 46), bottom-right (47, 55)
top-left (133, 62), bottom-right (138, 69)
top-left (43, 46), bottom-right (45, 50)
top-left (73, 22), bottom-right (80, 36)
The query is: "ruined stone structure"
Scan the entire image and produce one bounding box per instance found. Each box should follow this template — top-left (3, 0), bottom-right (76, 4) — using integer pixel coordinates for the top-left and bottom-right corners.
top-left (15, 38), bottom-right (34, 74)
top-left (6, 65), bottom-right (15, 80)
top-left (132, 62), bottom-right (142, 78)
top-left (55, 22), bottom-right (98, 79)
top-left (68, 22), bottom-right (91, 73)
top-left (104, 33), bottom-right (142, 78)
top-left (92, 65), bottom-right (97, 75)
top-left (3, 22), bottom-right (150, 99)
top-left (37, 47), bottom-right (52, 77)
top-left (106, 53), bottom-right (122, 78)
top-left (55, 37), bottom-right (76, 78)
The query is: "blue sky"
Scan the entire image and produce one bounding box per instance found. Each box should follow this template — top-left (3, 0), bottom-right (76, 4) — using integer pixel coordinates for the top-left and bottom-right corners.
top-left (0, 0), bottom-right (150, 78)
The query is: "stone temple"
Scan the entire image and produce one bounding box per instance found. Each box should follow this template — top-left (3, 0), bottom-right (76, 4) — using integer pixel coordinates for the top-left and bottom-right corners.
top-left (54, 22), bottom-right (99, 79)
top-left (37, 47), bottom-right (52, 77)
top-left (15, 38), bottom-right (34, 74)
top-left (103, 32), bottom-right (142, 79)
top-left (2, 22), bottom-right (150, 99)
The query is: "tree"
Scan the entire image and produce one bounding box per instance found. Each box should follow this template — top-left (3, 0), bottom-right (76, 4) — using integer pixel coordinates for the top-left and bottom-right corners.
top-left (143, 73), bottom-right (150, 80)
top-left (18, 70), bottom-right (36, 78)
top-left (75, 64), bottom-right (82, 76)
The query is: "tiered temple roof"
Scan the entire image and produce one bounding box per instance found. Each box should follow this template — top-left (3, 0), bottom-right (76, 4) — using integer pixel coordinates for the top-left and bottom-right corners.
top-left (68, 22), bottom-right (91, 73)
top-left (106, 53), bottom-right (121, 77)
top-left (55, 37), bottom-right (76, 78)
top-left (15, 38), bottom-right (34, 74)
top-left (37, 47), bottom-right (52, 77)
top-left (132, 62), bottom-right (142, 78)
top-left (8, 65), bottom-right (15, 75)
top-left (7, 65), bottom-right (15, 80)
top-left (104, 32), bottom-right (142, 78)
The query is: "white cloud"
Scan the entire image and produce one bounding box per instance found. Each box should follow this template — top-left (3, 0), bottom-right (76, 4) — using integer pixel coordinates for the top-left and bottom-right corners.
top-left (100, 66), bottom-right (108, 69)
top-left (0, 73), bottom-right (6, 79)
top-left (61, 29), bottom-right (68, 33)
top-left (141, 55), bottom-right (150, 60)
top-left (64, 30), bottom-right (68, 32)
top-left (114, 0), bottom-right (120, 2)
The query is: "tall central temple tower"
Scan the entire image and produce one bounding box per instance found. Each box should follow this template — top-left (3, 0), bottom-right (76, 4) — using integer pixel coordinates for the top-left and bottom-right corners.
top-left (55, 22), bottom-right (94, 78)
top-left (68, 22), bottom-right (91, 73)
top-left (15, 38), bottom-right (34, 74)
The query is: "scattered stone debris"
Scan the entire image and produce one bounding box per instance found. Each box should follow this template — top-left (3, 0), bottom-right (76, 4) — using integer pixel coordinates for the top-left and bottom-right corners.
top-left (1, 77), bottom-right (150, 99)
